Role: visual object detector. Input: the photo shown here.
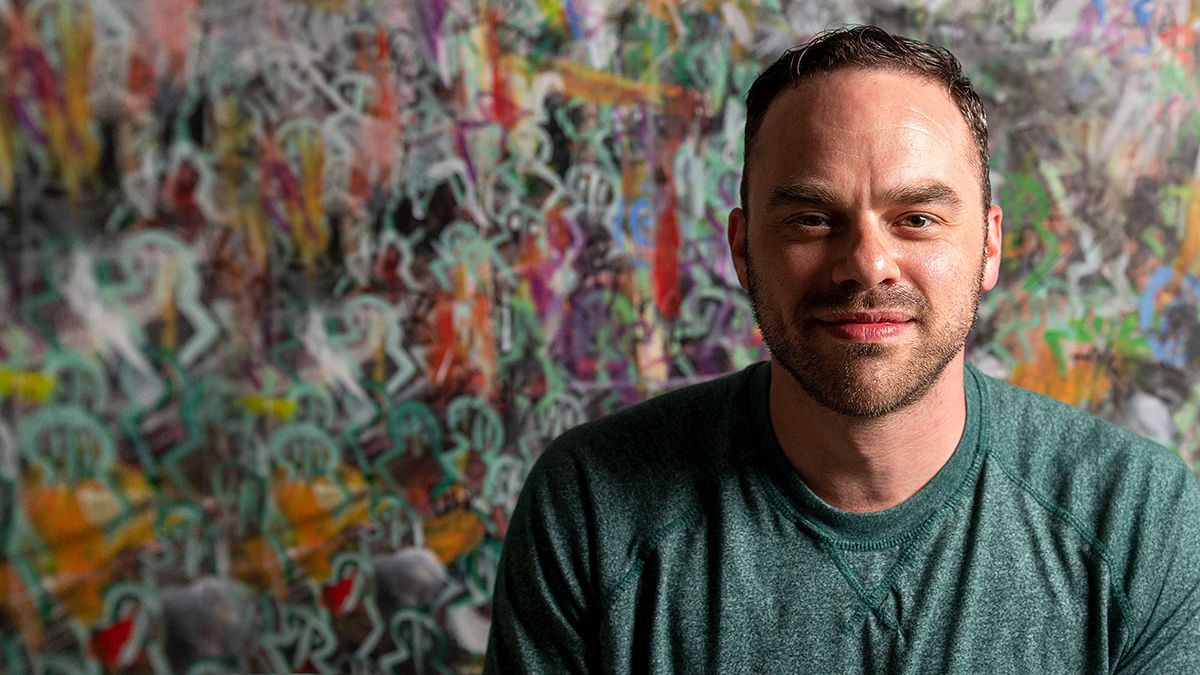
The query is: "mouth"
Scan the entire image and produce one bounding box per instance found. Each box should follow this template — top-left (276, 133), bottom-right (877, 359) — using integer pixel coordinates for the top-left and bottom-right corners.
top-left (813, 312), bottom-right (916, 342)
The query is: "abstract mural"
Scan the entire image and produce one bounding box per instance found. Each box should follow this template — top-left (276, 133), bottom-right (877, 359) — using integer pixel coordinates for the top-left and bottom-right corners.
top-left (0, 0), bottom-right (1197, 672)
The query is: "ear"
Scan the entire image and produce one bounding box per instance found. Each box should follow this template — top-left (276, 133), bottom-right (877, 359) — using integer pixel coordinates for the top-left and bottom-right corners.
top-left (981, 204), bottom-right (1003, 292)
top-left (728, 206), bottom-right (750, 291)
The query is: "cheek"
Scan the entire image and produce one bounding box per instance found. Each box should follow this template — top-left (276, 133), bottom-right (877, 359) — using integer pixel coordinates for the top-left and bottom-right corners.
top-left (899, 246), bottom-right (980, 301)
top-left (775, 244), bottom-right (832, 284)
top-left (901, 238), bottom-right (978, 279)
top-left (917, 251), bottom-right (959, 278)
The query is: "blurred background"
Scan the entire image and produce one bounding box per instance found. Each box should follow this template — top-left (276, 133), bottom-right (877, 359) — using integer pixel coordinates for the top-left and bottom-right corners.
top-left (0, 0), bottom-right (1197, 672)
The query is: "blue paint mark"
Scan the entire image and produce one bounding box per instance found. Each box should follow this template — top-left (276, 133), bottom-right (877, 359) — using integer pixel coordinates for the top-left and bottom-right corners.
top-left (1132, 0), bottom-right (1153, 27)
top-left (1138, 265), bottom-right (1171, 331)
top-left (1092, 0), bottom-right (1106, 23)
top-left (628, 197), bottom-right (655, 249)
top-left (565, 0), bottom-right (585, 41)
top-left (1139, 267), bottom-right (1200, 368)
top-left (609, 197), bottom-right (626, 255)
top-left (1140, 266), bottom-right (1177, 364)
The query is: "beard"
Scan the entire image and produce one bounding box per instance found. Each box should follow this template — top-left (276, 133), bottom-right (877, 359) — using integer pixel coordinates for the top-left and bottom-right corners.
top-left (745, 247), bottom-right (984, 418)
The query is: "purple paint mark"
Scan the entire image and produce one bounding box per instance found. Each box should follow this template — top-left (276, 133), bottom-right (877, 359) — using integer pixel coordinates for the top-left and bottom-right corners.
top-left (454, 123), bottom-right (478, 188)
top-left (8, 96), bottom-right (48, 146)
top-left (416, 0), bottom-right (449, 65)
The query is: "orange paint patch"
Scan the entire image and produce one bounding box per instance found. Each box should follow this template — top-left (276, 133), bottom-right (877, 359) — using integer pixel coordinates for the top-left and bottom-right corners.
top-left (425, 507), bottom-right (486, 564)
top-left (1009, 342), bottom-right (1113, 408)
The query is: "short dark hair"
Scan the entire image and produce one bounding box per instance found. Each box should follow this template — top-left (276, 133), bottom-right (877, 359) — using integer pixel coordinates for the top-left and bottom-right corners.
top-left (740, 25), bottom-right (991, 215)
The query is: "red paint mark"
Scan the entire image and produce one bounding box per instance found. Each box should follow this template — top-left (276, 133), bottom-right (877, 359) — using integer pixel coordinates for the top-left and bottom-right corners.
top-left (653, 186), bottom-right (682, 320)
top-left (126, 52), bottom-right (156, 102)
top-left (375, 243), bottom-right (402, 289)
top-left (90, 614), bottom-right (134, 669)
top-left (491, 505), bottom-right (510, 539)
top-left (322, 574), bottom-right (356, 615)
top-left (485, 7), bottom-right (520, 128)
top-left (545, 205), bottom-right (573, 255)
top-left (428, 298), bottom-right (456, 386)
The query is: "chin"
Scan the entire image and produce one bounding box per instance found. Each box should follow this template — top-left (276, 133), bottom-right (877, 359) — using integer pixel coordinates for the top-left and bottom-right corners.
top-left (774, 340), bottom-right (959, 418)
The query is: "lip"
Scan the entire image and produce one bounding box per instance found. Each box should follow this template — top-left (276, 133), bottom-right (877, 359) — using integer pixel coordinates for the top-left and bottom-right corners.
top-left (814, 313), bottom-right (916, 342)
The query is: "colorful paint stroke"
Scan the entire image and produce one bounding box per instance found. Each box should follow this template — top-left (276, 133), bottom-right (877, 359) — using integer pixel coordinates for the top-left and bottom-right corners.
top-left (0, 0), bottom-right (1197, 672)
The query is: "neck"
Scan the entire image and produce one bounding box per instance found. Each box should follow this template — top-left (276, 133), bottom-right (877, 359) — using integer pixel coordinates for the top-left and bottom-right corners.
top-left (767, 354), bottom-right (969, 513)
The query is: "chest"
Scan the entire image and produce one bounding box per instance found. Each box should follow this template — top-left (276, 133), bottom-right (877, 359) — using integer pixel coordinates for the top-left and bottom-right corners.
top-left (596, 504), bottom-right (1118, 673)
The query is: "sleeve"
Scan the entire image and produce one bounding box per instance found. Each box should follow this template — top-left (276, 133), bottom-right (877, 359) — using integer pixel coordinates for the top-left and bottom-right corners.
top-left (1114, 461), bottom-right (1200, 673)
top-left (483, 439), bottom-right (600, 674)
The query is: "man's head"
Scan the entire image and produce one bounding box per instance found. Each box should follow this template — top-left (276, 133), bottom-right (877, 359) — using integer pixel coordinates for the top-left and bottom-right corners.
top-left (740, 25), bottom-right (992, 217)
top-left (728, 25), bottom-right (1003, 418)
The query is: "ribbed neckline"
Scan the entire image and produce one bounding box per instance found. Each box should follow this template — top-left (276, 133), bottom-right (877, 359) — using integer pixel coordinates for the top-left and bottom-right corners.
top-left (747, 362), bottom-right (985, 545)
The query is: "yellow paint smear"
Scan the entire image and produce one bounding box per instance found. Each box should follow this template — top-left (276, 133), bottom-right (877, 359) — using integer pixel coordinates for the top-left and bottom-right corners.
top-left (1174, 179), bottom-right (1200, 280)
top-left (0, 370), bottom-right (57, 404)
top-left (510, 54), bottom-right (691, 108)
top-left (242, 395), bottom-right (297, 421)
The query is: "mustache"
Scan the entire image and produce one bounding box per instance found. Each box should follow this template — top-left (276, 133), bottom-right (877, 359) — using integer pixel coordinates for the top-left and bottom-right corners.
top-left (804, 285), bottom-right (930, 316)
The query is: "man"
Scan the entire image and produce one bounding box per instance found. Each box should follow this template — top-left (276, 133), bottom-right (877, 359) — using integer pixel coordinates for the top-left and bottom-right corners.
top-left (484, 26), bottom-right (1200, 672)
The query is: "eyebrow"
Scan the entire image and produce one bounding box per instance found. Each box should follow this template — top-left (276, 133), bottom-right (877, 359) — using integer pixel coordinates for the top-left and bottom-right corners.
top-left (764, 180), bottom-right (965, 212)
top-left (881, 182), bottom-right (965, 211)
top-left (764, 183), bottom-right (845, 211)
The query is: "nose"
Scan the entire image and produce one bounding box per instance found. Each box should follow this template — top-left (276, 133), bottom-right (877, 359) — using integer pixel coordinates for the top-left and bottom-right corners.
top-left (830, 223), bottom-right (901, 289)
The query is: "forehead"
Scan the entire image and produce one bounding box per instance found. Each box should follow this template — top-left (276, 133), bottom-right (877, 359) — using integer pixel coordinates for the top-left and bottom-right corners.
top-left (748, 68), bottom-right (978, 203)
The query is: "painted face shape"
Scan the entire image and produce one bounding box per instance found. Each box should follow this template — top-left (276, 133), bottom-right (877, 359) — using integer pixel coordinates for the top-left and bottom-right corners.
top-left (733, 68), bottom-right (1002, 418)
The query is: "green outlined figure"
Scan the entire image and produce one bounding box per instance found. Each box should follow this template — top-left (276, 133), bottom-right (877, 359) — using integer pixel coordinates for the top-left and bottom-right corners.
top-left (285, 381), bottom-right (338, 429)
top-left (480, 453), bottom-right (525, 516)
top-left (59, 248), bottom-right (158, 383)
top-left (89, 581), bottom-right (172, 674)
top-left (116, 230), bottom-right (220, 369)
top-left (116, 347), bottom-right (207, 497)
top-left (379, 608), bottom-right (451, 675)
top-left (428, 220), bottom-right (517, 294)
top-left (362, 494), bottom-right (419, 553)
top-left (20, 405), bottom-right (115, 486)
top-left (145, 501), bottom-right (209, 582)
top-left (256, 601), bottom-right (339, 675)
top-left (16, 403), bottom-right (156, 633)
top-left (268, 119), bottom-right (331, 272)
top-left (41, 349), bottom-right (107, 412)
top-left (320, 551), bottom-right (385, 661)
top-left (442, 395), bottom-right (503, 472)
top-left (297, 310), bottom-right (375, 422)
top-left (0, 418), bottom-right (17, 551)
top-left (270, 422), bottom-right (341, 483)
top-left (372, 400), bottom-right (444, 499)
top-left (673, 286), bottom-right (763, 373)
top-left (267, 421), bottom-right (369, 584)
top-left (339, 294), bottom-right (418, 397)
top-left (515, 387), bottom-right (585, 460)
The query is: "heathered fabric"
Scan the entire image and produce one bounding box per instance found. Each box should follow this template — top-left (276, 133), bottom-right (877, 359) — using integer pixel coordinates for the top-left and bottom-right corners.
top-left (484, 362), bottom-right (1200, 673)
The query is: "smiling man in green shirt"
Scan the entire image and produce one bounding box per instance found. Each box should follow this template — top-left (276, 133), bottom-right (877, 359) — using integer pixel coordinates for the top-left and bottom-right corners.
top-left (484, 26), bottom-right (1200, 673)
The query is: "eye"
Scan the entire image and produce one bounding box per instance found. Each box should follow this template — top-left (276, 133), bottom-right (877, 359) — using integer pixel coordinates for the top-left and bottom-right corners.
top-left (784, 213), bottom-right (832, 229)
top-left (898, 214), bottom-right (934, 228)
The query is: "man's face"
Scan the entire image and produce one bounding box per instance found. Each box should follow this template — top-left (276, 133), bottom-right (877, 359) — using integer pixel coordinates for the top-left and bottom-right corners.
top-left (729, 68), bottom-right (1003, 418)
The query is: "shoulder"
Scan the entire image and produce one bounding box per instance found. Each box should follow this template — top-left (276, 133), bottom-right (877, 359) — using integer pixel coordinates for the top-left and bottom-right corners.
top-left (538, 363), bottom-right (758, 486)
top-left (973, 369), bottom-right (1200, 666)
top-left (975, 368), bottom-right (1192, 504)
top-left (515, 364), bottom-right (760, 590)
top-left (973, 367), bottom-right (1199, 572)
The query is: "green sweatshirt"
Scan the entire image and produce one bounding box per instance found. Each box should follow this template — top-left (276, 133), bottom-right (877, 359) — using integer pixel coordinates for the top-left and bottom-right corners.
top-left (484, 363), bottom-right (1200, 673)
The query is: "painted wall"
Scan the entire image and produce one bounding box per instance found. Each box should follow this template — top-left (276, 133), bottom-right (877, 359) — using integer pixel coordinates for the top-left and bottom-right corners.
top-left (0, 0), bottom-right (1197, 672)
